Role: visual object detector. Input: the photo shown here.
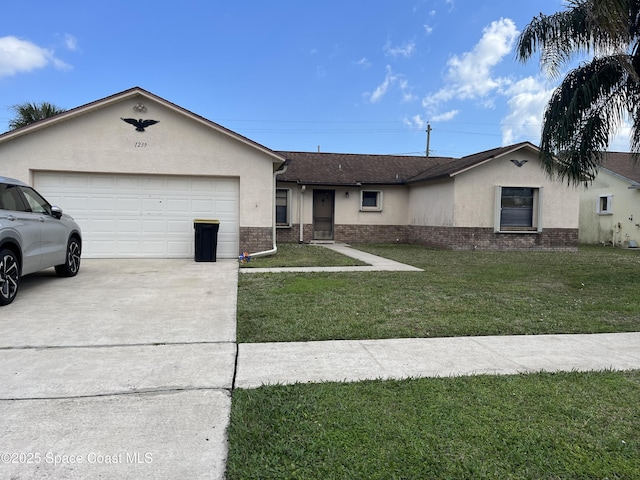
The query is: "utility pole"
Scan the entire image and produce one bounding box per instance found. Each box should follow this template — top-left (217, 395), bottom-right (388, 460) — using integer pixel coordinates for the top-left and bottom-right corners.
top-left (426, 123), bottom-right (432, 158)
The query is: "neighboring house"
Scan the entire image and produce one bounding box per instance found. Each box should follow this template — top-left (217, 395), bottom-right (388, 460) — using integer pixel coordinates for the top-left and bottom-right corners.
top-left (276, 142), bottom-right (580, 250)
top-left (579, 152), bottom-right (640, 247)
top-left (0, 87), bottom-right (581, 258)
top-left (0, 87), bottom-right (285, 259)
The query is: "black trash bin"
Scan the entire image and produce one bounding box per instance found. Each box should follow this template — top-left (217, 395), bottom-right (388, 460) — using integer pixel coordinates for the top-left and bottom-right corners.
top-left (194, 219), bottom-right (220, 262)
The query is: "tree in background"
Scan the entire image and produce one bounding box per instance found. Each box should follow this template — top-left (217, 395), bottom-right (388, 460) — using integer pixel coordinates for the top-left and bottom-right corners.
top-left (517, 0), bottom-right (640, 185)
top-left (8, 101), bottom-right (66, 130)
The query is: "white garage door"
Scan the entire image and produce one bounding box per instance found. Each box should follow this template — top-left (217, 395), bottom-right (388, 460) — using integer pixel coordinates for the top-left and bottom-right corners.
top-left (34, 172), bottom-right (239, 259)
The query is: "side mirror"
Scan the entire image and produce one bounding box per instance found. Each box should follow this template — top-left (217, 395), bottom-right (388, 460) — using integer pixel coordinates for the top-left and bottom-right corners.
top-left (51, 206), bottom-right (63, 219)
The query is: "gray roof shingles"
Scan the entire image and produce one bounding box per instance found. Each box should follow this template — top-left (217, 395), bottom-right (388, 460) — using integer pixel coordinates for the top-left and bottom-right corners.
top-left (276, 141), bottom-right (536, 186)
top-left (600, 152), bottom-right (640, 184)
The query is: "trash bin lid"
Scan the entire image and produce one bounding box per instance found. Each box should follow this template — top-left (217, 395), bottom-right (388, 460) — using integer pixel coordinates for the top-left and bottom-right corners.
top-left (194, 219), bottom-right (220, 224)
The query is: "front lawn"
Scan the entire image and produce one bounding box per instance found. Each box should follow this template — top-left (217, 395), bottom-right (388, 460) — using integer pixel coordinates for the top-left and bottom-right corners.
top-left (227, 370), bottom-right (640, 479)
top-left (237, 244), bottom-right (640, 343)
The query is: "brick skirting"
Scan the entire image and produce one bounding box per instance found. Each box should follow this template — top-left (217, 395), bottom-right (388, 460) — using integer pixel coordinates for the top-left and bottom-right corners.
top-left (276, 224), bottom-right (578, 251)
top-left (240, 227), bottom-right (273, 254)
top-left (407, 226), bottom-right (578, 251)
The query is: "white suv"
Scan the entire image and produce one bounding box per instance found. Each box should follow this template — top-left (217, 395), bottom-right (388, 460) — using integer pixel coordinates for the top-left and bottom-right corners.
top-left (0, 176), bottom-right (82, 305)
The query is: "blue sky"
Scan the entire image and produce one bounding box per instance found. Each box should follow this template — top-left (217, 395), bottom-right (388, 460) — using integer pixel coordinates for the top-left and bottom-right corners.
top-left (0, 1), bottom-right (629, 157)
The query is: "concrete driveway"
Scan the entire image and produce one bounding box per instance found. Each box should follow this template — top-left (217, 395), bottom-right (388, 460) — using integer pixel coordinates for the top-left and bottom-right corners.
top-left (0, 259), bottom-right (237, 480)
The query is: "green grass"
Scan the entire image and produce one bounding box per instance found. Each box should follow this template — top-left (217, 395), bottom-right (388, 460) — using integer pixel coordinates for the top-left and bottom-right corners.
top-left (237, 244), bottom-right (640, 343)
top-left (240, 243), bottom-right (368, 268)
top-left (227, 370), bottom-right (640, 479)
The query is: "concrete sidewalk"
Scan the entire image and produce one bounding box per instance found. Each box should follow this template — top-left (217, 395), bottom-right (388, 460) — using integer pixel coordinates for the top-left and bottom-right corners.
top-left (240, 243), bottom-right (423, 273)
top-left (235, 332), bottom-right (640, 389)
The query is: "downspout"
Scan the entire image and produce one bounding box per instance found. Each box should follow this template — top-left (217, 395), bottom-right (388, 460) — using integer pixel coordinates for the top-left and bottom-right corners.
top-left (299, 185), bottom-right (306, 243)
top-left (249, 163), bottom-right (288, 258)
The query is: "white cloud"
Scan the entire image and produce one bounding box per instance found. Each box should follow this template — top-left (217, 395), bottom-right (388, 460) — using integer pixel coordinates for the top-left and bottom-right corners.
top-left (608, 119), bottom-right (633, 152)
top-left (432, 109), bottom-right (459, 122)
top-left (383, 40), bottom-right (416, 58)
top-left (419, 18), bottom-right (518, 127)
top-left (422, 18), bottom-right (518, 111)
top-left (369, 66), bottom-right (416, 104)
top-left (404, 114), bottom-right (427, 130)
top-left (424, 24), bottom-right (434, 34)
top-left (501, 76), bottom-right (553, 145)
top-left (369, 66), bottom-right (397, 103)
top-left (0, 36), bottom-right (70, 78)
top-left (354, 57), bottom-right (371, 68)
top-left (64, 34), bottom-right (78, 51)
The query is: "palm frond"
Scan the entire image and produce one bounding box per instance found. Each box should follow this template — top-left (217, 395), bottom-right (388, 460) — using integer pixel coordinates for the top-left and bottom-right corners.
top-left (539, 54), bottom-right (637, 185)
top-left (517, 0), bottom-right (635, 77)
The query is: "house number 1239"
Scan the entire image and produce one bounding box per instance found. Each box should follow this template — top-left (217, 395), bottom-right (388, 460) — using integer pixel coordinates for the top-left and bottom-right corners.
top-left (135, 142), bottom-right (147, 148)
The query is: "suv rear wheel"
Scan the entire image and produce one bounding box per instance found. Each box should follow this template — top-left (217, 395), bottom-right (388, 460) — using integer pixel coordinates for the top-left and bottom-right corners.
top-left (0, 249), bottom-right (20, 306)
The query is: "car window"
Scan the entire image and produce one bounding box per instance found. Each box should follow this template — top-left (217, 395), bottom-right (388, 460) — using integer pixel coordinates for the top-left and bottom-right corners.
top-left (0, 184), bottom-right (28, 212)
top-left (18, 186), bottom-right (52, 215)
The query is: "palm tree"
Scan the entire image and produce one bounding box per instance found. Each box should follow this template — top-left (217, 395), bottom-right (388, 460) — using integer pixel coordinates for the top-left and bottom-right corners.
top-left (517, 0), bottom-right (640, 185)
top-left (8, 101), bottom-right (66, 130)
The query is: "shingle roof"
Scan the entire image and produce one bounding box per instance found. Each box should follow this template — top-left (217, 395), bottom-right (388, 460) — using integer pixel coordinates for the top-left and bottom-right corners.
top-left (600, 152), bottom-right (640, 185)
top-left (276, 142), bottom-right (538, 186)
top-left (276, 151), bottom-right (454, 185)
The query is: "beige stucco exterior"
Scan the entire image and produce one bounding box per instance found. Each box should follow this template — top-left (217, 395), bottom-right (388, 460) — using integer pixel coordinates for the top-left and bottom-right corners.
top-left (0, 89), bottom-right (283, 231)
top-left (453, 149), bottom-right (579, 229)
top-left (407, 147), bottom-right (579, 229)
top-left (408, 179), bottom-right (454, 226)
top-left (579, 170), bottom-right (640, 246)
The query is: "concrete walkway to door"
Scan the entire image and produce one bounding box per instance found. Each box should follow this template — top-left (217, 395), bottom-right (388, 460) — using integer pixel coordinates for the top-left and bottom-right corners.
top-left (240, 243), bottom-right (423, 273)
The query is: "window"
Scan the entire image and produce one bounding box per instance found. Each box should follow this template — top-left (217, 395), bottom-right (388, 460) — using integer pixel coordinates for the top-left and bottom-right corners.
top-left (596, 194), bottom-right (613, 214)
top-left (276, 188), bottom-right (291, 226)
top-left (360, 190), bottom-right (382, 211)
top-left (0, 184), bottom-right (27, 211)
top-left (495, 186), bottom-right (542, 232)
top-left (19, 186), bottom-right (52, 215)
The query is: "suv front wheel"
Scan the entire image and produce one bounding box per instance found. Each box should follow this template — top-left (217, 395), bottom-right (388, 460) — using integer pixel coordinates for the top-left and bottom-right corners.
top-left (0, 249), bottom-right (20, 306)
top-left (55, 237), bottom-right (81, 277)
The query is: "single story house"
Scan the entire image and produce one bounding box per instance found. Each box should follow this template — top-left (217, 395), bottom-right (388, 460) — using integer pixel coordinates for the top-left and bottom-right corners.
top-left (0, 87), bottom-right (581, 258)
top-left (276, 143), bottom-right (580, 250)
top-left (579, 152), bottom-right (640, 247)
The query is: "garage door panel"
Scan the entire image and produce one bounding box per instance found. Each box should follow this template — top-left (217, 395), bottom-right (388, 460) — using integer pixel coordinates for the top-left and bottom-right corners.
top-left (90, 197), bottom-right (116, 211)
top-left (167, 220), bottom-right (190, 233)
top-left (34, 173), bottom-right (239, 259)
top-left (91, 177), bottom-right (117, 189)
top-left (167, 240), bottom-right (190, 255)
top-left (117, 197), bottom-right (142, 211)
top-left (142, 220), bottom-right (165, 233)
top-left (116, 219), bottom-right (141, 233)
top-left (166, 198), bottom-right (190, 214)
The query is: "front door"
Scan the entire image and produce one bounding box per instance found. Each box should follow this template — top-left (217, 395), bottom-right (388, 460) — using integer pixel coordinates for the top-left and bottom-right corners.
top-left (313, 190), bottom-right (334, 240)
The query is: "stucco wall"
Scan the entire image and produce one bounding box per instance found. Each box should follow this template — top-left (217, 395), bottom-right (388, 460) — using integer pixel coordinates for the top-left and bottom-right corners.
top-left (579, 172), bottom-right (640, 245)
top-left (0, 94), bottom-right (279, 228)
top-left (453, 150), bottom-right (580, 229)
top-left (408, 179), bottom-right (455, 226)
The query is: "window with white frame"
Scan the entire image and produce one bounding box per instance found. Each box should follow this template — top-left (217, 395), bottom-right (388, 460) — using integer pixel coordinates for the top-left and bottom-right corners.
top-left (596, 194), bottom-right (613, 214)
top-left (276, 188), bottom-right (291, 226)
top-left (495, 186), bottom-right (543, 232)
top-left (360, 190), bottom-right (382, 211)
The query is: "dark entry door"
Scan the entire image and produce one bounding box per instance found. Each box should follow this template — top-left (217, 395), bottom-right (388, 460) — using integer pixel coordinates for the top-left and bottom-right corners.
top-left (313, 190), bottom-right (334, 240)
